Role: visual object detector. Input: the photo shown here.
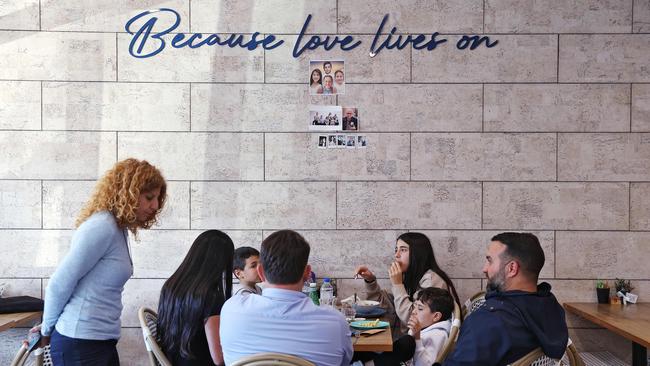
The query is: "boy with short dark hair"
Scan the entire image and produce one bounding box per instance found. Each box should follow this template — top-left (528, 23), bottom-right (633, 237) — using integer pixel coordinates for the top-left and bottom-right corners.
top-left (408, 287), bottom-right (454, 366)
top-left (352, 287), bottom-right (453, 366)
top-left (232, 247), bottom-right (262, 296)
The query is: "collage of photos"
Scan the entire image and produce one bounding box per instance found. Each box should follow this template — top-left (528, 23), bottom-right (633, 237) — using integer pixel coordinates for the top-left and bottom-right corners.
top-left (310, 59), bottom-right (367, 149)
top-left (309, 60), bottom-right (345, 95)
top-left (318, 134), bottom-right (367, 149)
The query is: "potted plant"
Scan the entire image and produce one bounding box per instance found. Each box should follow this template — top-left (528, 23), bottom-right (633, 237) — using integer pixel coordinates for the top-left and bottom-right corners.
top-left (614, 278), bottom-right (633, 301)
top-left (595, 280), bottom-right (610, 304)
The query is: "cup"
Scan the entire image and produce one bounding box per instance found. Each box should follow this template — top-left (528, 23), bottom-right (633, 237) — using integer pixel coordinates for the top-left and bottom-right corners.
top-left (320, 296), bottom-right (335, 307)
top-left (340, 303), bottom-right (356, 322)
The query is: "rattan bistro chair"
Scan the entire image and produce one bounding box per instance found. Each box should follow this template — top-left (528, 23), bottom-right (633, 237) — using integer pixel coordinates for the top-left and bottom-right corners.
top-left (434, 299), bottom-right (462, 363)
top-left (509, 340), bottom-right (584, 366)
top-left (563, 342), bottom-right (584, 366)
top-left (10, 344), bottom-right (52, 366)
top-left (462, 291), bottom-right (486, 320)
top-left (509, 347), bottom-right (558, 366)
top-left (138, 307), bottom-right (172, 366)
top-left (230, 353), bottom-right (316, 366)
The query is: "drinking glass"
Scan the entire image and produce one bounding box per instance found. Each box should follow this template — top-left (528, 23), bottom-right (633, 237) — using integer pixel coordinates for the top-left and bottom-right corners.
top-left (340, 303), bottom-right (356, 322)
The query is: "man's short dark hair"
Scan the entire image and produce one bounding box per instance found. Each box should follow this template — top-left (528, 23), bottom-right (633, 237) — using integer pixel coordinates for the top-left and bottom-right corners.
top-left (323, 61), bottom-right (332, 68)
top-left (416, 287), bottom-right (454, 321)
top-left (233, 246), bottom-right (260, 271)
top-left (260, 230), bottom-right (310, 284)
top-left (491, 232), bottom-right (545, 280)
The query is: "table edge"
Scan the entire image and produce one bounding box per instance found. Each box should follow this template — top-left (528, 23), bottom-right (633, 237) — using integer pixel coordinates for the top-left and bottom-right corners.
top-left (353, 343), bottom-right (393, 352)
top-left (0, 311), bottom-right (42, 333)
top-left (564, 302), bottom-right (650, 349)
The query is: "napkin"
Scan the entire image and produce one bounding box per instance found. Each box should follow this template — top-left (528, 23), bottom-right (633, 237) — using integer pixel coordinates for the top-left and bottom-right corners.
top-left (360, 329), bottom-right (386, 336)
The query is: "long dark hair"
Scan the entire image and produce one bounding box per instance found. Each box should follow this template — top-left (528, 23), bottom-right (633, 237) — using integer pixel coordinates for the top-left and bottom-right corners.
top-left (157, 230), bottom-right (234, 359)
top-left (398, 232), bottom-right (460, 307)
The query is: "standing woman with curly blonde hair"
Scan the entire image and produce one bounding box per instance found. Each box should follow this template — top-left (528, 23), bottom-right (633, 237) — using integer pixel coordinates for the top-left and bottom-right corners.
top-left (37, 158), bottom-right (166, 365)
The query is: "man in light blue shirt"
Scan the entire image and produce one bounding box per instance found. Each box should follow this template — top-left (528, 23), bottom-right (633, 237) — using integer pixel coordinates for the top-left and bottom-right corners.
top-left (220, 230), bottom-right (353, 365)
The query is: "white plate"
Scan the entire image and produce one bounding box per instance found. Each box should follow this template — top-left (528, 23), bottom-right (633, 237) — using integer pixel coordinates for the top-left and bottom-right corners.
top-left (341, 295), bottom-right (380, 306)
top-left (355, 300), bottom-right (380, 306)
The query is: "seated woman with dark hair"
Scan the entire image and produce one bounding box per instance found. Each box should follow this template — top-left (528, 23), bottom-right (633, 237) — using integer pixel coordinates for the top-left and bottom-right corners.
top-left (157, 230), bottom-right (235, 366)
top-left (355, 232), bottom-right (460, 336)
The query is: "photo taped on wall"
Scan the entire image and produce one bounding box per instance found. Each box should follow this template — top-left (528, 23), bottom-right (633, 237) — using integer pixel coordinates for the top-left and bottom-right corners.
top-left (309, 105), bottom-right (343, 131)
top-left (318, 135), bottom-right (327, 148)
top-left (357, 135), bottom-right (367, 148)
top-left (309, 60), bottom-right (345, 95)
top-left (342, 107), bottom-right (359, 131)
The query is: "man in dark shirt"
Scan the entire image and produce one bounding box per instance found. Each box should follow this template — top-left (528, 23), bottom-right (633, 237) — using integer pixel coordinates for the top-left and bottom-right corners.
top-left (439, 232), bottom-right (568, 366)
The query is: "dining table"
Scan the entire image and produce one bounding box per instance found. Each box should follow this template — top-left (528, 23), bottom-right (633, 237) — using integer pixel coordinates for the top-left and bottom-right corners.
top-left (351, 322), bottom-right (393, 352)
top-left (564, 302), bottom-right (650, 366)
top-left (0, 311), bottom-right (42, 333)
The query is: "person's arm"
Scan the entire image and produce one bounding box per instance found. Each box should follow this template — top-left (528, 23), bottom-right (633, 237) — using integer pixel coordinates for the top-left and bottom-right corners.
top-left (339, 317), bottom-right (353, 366)
top-left (355, 265), bottom-right (396, 323)
top-left (205, 315), bottom-right (224, 365)
top-left (391, 266), bottom-right (416, 325)
top-left (413, 330), bottom-right (446, 366)
top-left (408, 314), bottom-right (434, 366)
top-left (413, 338), bottom-right (434, 366)
top-left (391, 291), bottom-right (412, 325)
top-left (41, 221), bottom-right (115, 336)
top-left (361, 274), bottom-right (395, 309)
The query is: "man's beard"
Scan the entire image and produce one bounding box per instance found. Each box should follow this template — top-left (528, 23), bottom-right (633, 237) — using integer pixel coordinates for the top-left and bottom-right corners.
top-left (486, 266), bottom-right (507, 292)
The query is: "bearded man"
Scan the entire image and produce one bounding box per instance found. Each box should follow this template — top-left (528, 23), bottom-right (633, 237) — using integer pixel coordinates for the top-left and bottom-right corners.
top-left (439, 232), bottom-right (568, 366)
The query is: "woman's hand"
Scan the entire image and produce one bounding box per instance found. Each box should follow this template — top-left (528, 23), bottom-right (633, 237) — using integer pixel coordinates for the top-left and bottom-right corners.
top-left (407, 313), bottom-right (422, 340)
top-left (354, 265), bottom-right (376, 282)
top-left (389, 261), bottom-right (403, 285)
top-left (22, 325), bottom-right (50, 348)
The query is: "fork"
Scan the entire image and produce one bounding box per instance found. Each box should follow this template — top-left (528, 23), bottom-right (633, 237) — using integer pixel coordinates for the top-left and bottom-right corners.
top-left (352, 330), bottom-right (361, 344)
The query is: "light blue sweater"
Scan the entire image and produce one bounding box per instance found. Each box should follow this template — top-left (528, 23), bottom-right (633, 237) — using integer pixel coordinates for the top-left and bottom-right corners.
top-left (41, 211), bottom-right (133, 340)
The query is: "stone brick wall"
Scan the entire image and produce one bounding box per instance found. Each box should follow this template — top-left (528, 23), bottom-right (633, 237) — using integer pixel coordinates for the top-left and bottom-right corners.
top-left (1, 0), bottom-right (649, 363)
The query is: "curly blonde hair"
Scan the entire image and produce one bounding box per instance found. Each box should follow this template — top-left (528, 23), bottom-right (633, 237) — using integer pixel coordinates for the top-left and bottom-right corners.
top-left (76, 158), bottom-right (167, 234)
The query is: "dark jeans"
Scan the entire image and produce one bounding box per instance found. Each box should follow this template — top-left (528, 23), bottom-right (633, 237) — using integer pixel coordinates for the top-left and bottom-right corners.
top-left (352, 335), bottom-right (416, 366)
top-left (50, 330), bottom-right (120, 366)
